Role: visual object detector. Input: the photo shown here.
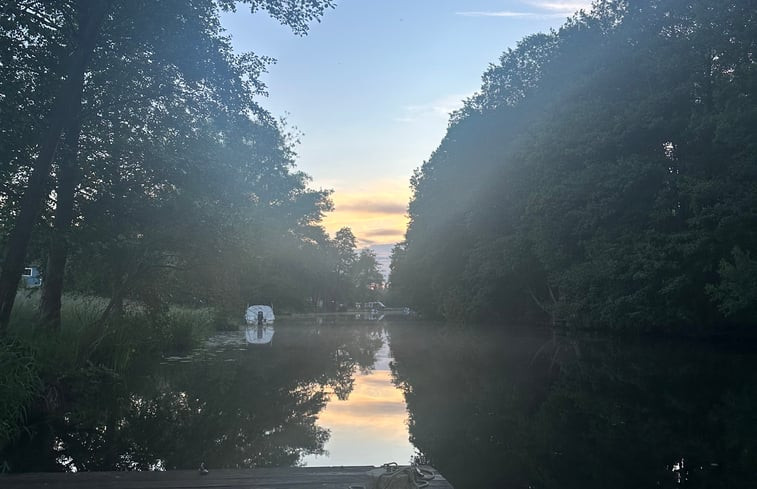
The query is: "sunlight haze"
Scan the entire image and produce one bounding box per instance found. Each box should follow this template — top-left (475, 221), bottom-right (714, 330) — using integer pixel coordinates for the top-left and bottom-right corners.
top-left (4, 0), bottom-right (757, 484)
top-left (220, 1), bottom-right (591, 249)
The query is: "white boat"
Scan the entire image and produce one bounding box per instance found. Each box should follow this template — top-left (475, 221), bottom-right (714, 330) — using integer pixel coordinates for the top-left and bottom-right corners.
top-left (245, 305), bottom-right (275, 325)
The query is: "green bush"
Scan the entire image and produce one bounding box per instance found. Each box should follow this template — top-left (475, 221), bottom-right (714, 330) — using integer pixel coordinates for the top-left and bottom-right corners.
top-left (0, 339), bottom-right (41, 453)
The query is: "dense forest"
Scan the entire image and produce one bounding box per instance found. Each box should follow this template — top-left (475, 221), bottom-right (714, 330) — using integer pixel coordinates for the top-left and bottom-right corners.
top-left (390, 0), bottom-right (757, 330)
top-left (0, 0), bottom-right (385, 334)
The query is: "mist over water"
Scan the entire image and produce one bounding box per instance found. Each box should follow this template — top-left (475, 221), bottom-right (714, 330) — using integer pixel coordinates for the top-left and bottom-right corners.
top-left (6, 318), bottom-right (757, 487)
top-left (390, 323), bottom-right (757, 488)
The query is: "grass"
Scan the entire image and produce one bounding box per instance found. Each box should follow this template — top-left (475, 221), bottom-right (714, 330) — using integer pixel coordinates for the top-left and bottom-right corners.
top-left (9, 293), bottom-right (216, 362)
top-left (1, 292), bottom-right (217, 464)
top-left (0, 339), bottom-right (41, 456)
top-left (163, 305), bottom-right (214, 354)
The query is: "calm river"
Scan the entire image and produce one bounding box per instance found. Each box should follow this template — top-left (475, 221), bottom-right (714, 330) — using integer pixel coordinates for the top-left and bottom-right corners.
top-left (6, 317), bottom-right (757, 488)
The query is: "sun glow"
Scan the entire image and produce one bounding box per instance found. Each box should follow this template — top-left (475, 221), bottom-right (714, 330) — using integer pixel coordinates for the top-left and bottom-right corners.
top-left (322, 181), bottom-right (410, 246)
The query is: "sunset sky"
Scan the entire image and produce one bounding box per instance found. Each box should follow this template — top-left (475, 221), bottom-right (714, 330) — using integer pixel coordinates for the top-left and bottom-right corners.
top-left (221, 1), bottom-right (591, 265)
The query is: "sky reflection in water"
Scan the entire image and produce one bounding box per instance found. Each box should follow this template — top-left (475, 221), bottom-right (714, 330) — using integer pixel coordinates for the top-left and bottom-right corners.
top-left (303, 338), bottom-right (414, 467)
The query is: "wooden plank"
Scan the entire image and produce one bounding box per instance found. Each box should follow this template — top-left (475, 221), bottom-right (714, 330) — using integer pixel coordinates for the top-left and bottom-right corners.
top-left (0, 466), bottom-right (453, 489)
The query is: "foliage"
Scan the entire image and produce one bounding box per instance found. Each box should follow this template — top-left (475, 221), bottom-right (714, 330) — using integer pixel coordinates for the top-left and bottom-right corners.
top-left (391, 0), bottom-right (757, 330)
top-left (163, 306), bottom-right (215, 353)
top-left (0, 339), bottom-right (41, 454)
top-left (0, 0), bottom-right (398, 474)
top-left (351, 249), bottom-right (385, 302)
top-left (8, 294), bottom-right (212, 370)
top-left (706, 247), bottom-right (757, 319)
top-left (0, 0), bottom-right (337, 331)
top-left (0, 292), bottom-right (218, 467)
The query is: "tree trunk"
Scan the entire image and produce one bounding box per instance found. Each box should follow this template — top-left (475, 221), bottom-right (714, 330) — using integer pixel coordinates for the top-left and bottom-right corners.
top-left (99, 280), bottom-right (126, 326)
top-left (39, 120), bottom-right (83, 330)
top-left (0, 0), bottom-right (108, 333)
top-left (99, 252), bottom-right (149, 325)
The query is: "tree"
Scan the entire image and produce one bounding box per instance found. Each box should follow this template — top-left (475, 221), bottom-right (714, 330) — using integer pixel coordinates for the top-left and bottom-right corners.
top-left (329, 227), bottom-right (357, 307)
top-left (0, 0), bottom-right (336, 332)
top-left (392, 0), bottom-right (757, 330)
top-left (0, 0), bottom-right (109, 330)
top-left (352, 249), bottom-right (384, 302)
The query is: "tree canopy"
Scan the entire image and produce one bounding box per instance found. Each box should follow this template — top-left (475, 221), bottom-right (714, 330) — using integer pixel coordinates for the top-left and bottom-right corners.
top-left (0, 0), bottom-right (341, 331)
top-left (390, 0), bottom-right (757, 330)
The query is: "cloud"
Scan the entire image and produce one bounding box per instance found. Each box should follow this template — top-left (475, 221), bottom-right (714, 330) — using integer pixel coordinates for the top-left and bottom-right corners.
top-left (321, 183), bottom-right (411, 248)
top-left (456, 1), bottom-right (591, 20)
top-left (364, 228), bottom-right (404, 238)
top-left (527, 1), bottom-right (591, 13)
top-left (397, 92), bottom-right (470, 123)
top-left (337, 201), bottom-right (406, 215)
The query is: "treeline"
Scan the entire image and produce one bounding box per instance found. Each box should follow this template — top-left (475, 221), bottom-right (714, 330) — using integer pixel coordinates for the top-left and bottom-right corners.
top-left (0, 0), bottom-right (383, 332)
top-left (390, 0), bottom-right (757, 330)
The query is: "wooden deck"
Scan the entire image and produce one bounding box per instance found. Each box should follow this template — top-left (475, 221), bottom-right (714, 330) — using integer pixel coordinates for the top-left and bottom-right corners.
top-left (1, 465), bottom-right (453, 488)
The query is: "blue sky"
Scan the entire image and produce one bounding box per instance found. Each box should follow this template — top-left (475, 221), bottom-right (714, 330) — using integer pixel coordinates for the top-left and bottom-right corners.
top-left (220, 0), bottom-right (590, 265)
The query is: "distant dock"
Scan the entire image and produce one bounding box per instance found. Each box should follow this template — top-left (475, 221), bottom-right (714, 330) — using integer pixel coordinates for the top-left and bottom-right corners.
top-left (288, 308), bottom-right (414, 319)
top-left (2, 465), bottom-right (453, 488)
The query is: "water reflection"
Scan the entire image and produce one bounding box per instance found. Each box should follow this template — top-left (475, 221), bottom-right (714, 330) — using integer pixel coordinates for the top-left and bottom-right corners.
top-left (388, 323), bottom-right (757, 488)
top-left (303, 337), bottom-right (414, 466)
top-left (9, 319), bottom-right (754, 485)
top-left (3, 320), bottom-right (387, 472)
top-left (245, 324), bottom-right (274, 345)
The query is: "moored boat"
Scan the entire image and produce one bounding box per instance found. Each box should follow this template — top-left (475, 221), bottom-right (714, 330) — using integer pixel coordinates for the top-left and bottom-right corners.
top-left (245, 304), bottom-right (275, 325)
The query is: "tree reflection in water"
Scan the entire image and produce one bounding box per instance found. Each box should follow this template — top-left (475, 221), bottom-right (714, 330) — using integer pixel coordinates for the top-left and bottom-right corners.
top-left (4, 320), bottom-right (384, 472)
top-left (388, 323), bottom-right (757, 489)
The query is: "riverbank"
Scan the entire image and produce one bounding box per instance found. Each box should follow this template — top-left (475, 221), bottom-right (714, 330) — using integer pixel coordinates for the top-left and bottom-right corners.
top-left (1, 292), bottom-right (218, 471)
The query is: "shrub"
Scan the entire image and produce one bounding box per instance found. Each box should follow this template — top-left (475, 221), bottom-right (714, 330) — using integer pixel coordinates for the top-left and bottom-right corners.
top-left (0, 339), bottom-right (41, 453)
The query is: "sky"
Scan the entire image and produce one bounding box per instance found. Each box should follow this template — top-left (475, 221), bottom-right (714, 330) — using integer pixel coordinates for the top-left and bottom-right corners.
top-left (220, 1), bottom-right (592, 269)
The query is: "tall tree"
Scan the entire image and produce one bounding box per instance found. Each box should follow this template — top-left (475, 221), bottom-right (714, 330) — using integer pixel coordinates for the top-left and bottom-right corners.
top-left (0, 0), bottom-right (336, 332)
top-left (332, 227), bottom-right (357, 306)
top-left (0, 0), bottom-right (109, 330)
top-left (392, 0), bottom-right (757, 330)
top-left (351, 248), bottom-right (384, 302)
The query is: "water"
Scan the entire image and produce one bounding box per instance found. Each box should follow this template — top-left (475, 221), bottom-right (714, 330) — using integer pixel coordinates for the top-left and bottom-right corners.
top-left (390, 324), bottom-right (757, 488)
top-left (302, 336), bottom-right (414, 466)
top-left (6, 318), bottom-right (757, 488)
top-left (162, 320), bottom-right (416, 468)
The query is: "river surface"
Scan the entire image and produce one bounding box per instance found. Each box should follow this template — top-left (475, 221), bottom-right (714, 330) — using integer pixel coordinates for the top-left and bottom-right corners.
top-left (6, 317), bottom-right (757, 488)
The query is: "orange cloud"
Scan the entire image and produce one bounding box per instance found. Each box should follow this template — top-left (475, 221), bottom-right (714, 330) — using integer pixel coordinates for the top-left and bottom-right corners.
top-left (322, 181), bottom-right (410, 246)
top-left (337, 201), bottom-right (407, 215)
